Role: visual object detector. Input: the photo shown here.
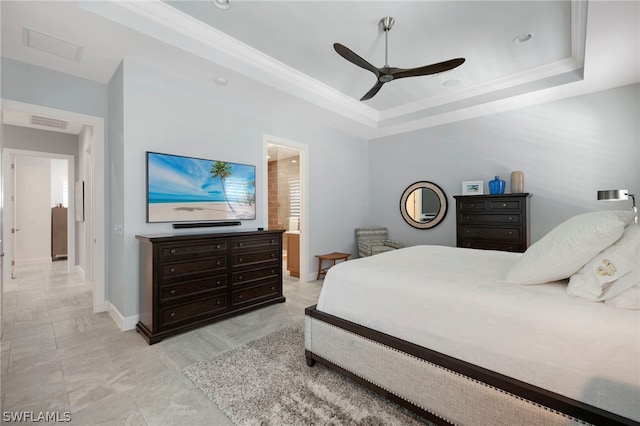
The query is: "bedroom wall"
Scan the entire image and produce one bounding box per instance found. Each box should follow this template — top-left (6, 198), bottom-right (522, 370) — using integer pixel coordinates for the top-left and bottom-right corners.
top-left (114, 58), bottom-right (370, 321)
top-left (369, 83), bottom-right (640, 248)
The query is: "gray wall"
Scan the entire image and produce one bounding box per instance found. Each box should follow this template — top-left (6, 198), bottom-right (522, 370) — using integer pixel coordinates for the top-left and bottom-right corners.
top-left (107, 62), bottom-right (125, 313)
top-left (1, 58), bottom-right (108, 119)
top-left (369, 83), bottom-right (640, 248)
top-left (116, 59), bottom-right (370, 318)
top-left (3, 124), bottom-right (79, 155)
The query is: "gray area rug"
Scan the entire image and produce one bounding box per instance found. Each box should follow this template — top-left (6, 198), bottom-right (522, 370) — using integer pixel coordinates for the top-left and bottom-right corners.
top-left (184, 326), bottom-right (431, 425)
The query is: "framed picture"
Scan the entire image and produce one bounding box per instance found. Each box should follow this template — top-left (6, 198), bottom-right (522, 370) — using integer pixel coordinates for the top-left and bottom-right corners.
top-left (462, 180), bottom-right (484, 195)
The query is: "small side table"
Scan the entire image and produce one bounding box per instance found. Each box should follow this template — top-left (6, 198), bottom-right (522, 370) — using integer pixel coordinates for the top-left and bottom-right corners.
top-left (315, 252), bottom-right (351, 280)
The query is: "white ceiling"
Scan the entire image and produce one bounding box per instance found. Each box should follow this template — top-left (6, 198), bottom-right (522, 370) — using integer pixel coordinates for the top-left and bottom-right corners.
top-left (1, 1), bottom-right (638, 139)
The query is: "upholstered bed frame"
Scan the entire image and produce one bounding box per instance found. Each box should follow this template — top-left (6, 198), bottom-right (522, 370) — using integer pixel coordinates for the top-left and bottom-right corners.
top-left (304, 305), bottom-right (638, 426)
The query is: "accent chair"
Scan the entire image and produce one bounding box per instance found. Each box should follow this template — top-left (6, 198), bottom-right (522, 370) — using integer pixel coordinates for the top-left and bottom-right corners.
top-left (355, 227), bottom-right (404, 257)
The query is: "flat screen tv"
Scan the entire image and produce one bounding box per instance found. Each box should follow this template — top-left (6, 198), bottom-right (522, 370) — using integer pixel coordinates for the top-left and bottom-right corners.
top-left (146, 151), bottom-right (256, 223)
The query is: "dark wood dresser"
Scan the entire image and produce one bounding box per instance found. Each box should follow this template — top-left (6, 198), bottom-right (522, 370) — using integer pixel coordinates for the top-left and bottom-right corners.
top-left (136, 229), bottom-right (285, 344)
top-left (454, 193), bottom-right (532, 253)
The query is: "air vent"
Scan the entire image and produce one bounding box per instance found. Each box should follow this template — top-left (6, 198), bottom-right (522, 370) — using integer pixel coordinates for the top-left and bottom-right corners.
top-left (23, 27), bottom-right (84, 61)
top-left (31, 115), bottom-right (69, 130)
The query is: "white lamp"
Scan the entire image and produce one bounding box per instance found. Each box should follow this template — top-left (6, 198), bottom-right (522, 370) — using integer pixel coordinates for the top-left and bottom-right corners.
top-left (598, 189), bottom-right (637, 223)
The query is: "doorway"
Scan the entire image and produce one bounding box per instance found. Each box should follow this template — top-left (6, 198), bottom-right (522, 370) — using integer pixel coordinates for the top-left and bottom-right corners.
top-left (264, 135), bottom-right (309, 282)
top-left (8, 152), bottom-right (74, 278)
top-left (1, 99), bottom-right (106, 314)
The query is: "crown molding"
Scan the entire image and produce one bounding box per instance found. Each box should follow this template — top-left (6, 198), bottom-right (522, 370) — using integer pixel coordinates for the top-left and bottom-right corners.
top-left (81, 0), bottom-right (589, 139)
top-left (80, 0), bottom-right (379, 129)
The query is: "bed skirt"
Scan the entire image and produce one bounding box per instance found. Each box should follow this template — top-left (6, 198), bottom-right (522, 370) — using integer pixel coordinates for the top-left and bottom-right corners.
top-left (304, 305), bottom-right (637, 426)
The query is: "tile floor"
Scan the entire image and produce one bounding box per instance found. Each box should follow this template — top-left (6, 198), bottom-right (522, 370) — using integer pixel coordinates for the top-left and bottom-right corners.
top-left (1, 261), bottom-right (323, 425)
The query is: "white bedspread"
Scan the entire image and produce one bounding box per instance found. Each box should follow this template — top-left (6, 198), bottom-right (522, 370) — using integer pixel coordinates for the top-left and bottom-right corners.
top-left (316, 245), bottom-right (640, 421)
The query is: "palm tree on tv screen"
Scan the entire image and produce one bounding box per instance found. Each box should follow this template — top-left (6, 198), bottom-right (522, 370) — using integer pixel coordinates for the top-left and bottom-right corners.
top-left (210, 161), bottom-right (235, 212)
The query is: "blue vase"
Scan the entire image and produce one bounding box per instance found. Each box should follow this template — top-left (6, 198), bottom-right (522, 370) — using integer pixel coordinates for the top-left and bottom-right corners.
top-left (488, 176), bottom-right (505, 195)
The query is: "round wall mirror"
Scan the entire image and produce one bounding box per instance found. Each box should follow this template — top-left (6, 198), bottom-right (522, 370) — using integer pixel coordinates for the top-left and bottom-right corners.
top-left (399, 181), bottom-right (448, 229)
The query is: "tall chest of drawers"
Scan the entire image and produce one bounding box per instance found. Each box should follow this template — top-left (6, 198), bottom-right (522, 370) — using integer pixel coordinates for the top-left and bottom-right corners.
top-left (454, 194), bottom-right (532, 253)
top-left (136, 230), bottom-right (285, 344)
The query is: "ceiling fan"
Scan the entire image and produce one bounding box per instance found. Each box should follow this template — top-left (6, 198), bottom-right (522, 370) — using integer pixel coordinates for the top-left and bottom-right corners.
top-left (334, 17), bottom-right (466, 101)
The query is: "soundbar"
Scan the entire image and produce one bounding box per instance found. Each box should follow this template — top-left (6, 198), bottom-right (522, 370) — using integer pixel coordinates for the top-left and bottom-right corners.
top-left (173, 221), bottom-right (241, 229)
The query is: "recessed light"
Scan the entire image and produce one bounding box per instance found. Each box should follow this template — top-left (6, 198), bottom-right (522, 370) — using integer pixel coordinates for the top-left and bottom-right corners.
top-left (513, 33), bottom-right (534, 44)
top-left (443, 79), bottom-right (462, 87)
top-left (214, 77), bottom-right (227, 86)
top-left (212, 0), bottom-right (231, 10)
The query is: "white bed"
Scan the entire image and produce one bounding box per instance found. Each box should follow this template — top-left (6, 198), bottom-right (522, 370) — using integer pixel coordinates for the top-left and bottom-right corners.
top-left (305, 212), bottom-right (640, 425)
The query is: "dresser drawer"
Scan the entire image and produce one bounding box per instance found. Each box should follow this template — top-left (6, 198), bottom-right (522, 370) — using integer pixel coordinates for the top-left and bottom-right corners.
top-left (487, 199), bottom-right (522, 210)
top-left (159, 295), bottom-right (228, 328)
top-left (231, 264), bottom-right (279, 286)
top-left (230, 249), bottom-right (279, 267)
top-left (460, 240), bottom-right (524, 252)
top-left (159, 276), bottom-right (227, 303)
top-left (159, 241), bottom-right (227, 259)
top-left (160, 256), bottom-right (226, 280)
top-left (232, 236), bottom-right (280, 251)
top-left (458, 200), bottom-right (486, 211)
top-left (231, 282), bottom-right (280, 307)
top-left (458, 213), bottom-right (521, 225)
top-left (459, 227), bottom-right (521, 241)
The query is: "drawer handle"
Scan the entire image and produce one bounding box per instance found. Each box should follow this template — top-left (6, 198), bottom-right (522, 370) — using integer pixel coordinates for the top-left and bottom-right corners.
top-left (270, 253), bottom-right (275, 258)
top-left (465, 229), bottom-right (470, 233)
top-left (270, 286), bottom-right (275, 291)
top-left (509, 216), bottom-right (513, 221)
top-left (170, 312), bottom-right (176, 318)
top-left (238, 275), bottom-right (243, 281)
top-left (270, 239), bottom-right (275, 244)
top-left (502, 203), bottom-right (507, 207)
top-left (508, 231), bottom-right (513, 235)
top-left (217, 244), bottom-right (222, 249)
top-left (169, 267), bottom-right (176, 273)
top-left (238, 242), bottom-right (243, 247)
top-left (170, 248), bottom-right (176, 254)
top-left (216, 280), bottom-right (222, 285)
top-left (238, 295), bottom-right (243, 299)
top-left (238, 258), bottom-right (243, 263)
top-left (216, 300), bottom-right (221, 305)
top-left (216, 261), bottom-right (222, 266)
top-left (465, 216), bottom-right (470, 220)
top-left (470, 203), bottom-right (475, 207)
top-left (170, 289), bottom-right (176, 295)
top-left (270, 269), bottom-right (276, 274)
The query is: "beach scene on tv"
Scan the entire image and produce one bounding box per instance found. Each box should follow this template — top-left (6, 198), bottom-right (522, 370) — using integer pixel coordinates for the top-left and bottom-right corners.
top-left (147, 152), bottom-right (256, 223)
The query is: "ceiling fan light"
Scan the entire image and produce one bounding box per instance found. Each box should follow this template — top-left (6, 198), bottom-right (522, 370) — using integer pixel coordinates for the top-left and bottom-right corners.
top-left (513, 33), bottom-right (534, 44)
top-left (212, 0), bottom-right (231, 10)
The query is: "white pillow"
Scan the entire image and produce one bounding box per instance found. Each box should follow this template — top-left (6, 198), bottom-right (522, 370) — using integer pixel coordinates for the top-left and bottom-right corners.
top-left (605, 283), bottom-right (640, 310)
top-left (504, 210), bottom-right (634, 285)
top-left (567, 224), bottom-right (639, 301)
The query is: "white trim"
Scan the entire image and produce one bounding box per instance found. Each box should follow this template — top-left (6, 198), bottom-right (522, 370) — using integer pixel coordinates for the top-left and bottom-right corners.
top-left (1, 99), bottom-right (107, 314)
top-left (75, 264), bottom-right (86, 281)
top-left (107, 301), bottom-right (139, 331)
top-left (15, 257), bottom-right (52, 266)
top-left (263, 135), bottom-right (311, 282)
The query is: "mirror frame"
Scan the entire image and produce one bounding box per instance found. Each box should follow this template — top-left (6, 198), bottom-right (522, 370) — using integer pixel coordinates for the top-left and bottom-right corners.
top-left (399, 181), bottom-right (448, 229)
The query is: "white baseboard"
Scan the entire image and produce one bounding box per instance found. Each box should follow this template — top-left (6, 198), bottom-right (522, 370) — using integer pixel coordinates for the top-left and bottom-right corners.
top-left (75, 265), bottom-right (86, 281)
top-left (15, 257), bottom-right (52, 266)
top-left (107, 302), bottom-right (139, 331)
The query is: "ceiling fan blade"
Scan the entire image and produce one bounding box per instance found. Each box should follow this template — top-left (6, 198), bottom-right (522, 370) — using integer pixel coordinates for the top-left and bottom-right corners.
top-left (391, 58), bottom-right (465, 80)
top-left (333, 43), bottom-right (380, 76)
top-left (360, 81), bottom-right (385, 101)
